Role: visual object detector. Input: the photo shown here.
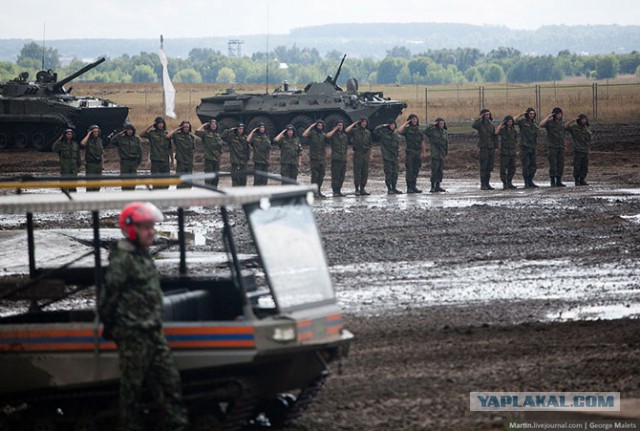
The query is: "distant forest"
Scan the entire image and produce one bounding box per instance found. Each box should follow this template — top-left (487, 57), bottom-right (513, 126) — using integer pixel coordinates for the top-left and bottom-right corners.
top-left (1, 33), bottom-right (639, 86)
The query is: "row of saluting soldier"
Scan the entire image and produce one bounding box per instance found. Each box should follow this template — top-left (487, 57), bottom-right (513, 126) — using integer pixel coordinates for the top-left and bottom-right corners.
top-left (51, 107), bottom-right (592, 196)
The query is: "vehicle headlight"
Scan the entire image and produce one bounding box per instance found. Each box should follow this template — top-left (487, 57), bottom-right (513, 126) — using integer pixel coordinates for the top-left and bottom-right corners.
top-left (272, 326), bottom-right (296, 342)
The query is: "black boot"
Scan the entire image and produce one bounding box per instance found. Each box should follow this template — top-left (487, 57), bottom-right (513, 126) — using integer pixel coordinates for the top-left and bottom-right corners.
top-left (413, 182), bottom-right (423, 193)
top-left (508, 181), bottom-right (517, 189)
top-left (580, 177), bottom-right (589, 186)
top-left (503, 182), bottom-right (509, 190)
top-left (430, 182), bottom-right (436, 193)
top-left (523, 177), bottom-right (530, 188)
top-left (486, 176), bottom-right (494, 190)
top-left (436, 183), bottom-right (446, 192)
top-left (480, 176), bottom-right (488, 190)
top-left (575, 177), bottom-right (580, 186)
top-left (529, 177), bottom-right (539, 188)
top-left (392, 183), bottom-right (403, 194)
top-left (550, 177), bottom-right (557, 187)
top-left (407, 182), bottom-right (414, 193)
top-left (556, 176), bottom-right (566, 187)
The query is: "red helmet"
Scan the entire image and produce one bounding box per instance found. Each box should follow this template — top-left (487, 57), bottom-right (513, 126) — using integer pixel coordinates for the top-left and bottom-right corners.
top-left (119, 202), bottom-right (164, 240)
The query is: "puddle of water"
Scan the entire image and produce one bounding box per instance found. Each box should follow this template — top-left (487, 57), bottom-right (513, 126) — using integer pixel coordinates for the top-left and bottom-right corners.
top-left (547, 303), bottom-right (640, 321)
top-left (331, 258), bottom-right (640, 321)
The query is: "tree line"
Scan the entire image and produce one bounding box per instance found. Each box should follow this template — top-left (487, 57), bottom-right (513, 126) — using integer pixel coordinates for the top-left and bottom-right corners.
top-left (2, 42), bottom-right (640, 87)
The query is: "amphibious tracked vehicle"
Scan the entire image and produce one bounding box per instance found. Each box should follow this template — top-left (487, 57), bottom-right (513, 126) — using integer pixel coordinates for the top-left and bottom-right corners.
top-left (0, 174), bottom-right (352, 430)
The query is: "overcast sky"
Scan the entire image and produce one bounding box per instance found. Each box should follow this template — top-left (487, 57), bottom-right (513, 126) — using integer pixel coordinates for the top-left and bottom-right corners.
top-left (0, 0), bottom-right (638, 40)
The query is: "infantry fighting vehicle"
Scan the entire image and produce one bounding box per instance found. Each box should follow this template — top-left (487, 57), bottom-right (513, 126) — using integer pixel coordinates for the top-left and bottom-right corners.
top-left (196, 55), bottom-right (407, 137)
top-left (0, 58), bottom-right (129, 151)
top-left (0, 174), bottom-right (352, 430)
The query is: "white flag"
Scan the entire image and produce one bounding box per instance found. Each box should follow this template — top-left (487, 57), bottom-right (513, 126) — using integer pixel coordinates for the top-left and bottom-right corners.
top-left (159, 45), bottom-right (176, 119)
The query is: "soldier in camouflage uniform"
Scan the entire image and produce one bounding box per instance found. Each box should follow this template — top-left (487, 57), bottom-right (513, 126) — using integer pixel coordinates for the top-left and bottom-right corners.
top-left (168, 121), bottom-right (195, 189)
top-left (423, 118), bottom-right (449, 193)
top-left (110, 124), bottom-right (142, 191)
top-left (222, 124), bottom-right (249, 186)
top-left (195, 119), bottom-right (223, 187)
top-left (246, 122), bottom-right (272, 186)
top-left (101, 202), bottom-right (188, 431)
top-left (52, 128), bottom-right (81, 192)
top-left (397, 114), bottom-right (425, 193)
top-left (495, 115), bottom-right (518, 189)
top-left (540, 107), bottom-right (566, 187)
top-left (566, 113), bottom-right (592, 186)
top-left (326, 121), bottom-right (348, 197)
top-left (141, 117), bottom-right (174, 189)
top-left (373, 121), bottom-right (402, 194)
top-left (346, 117), bottom-right (373, 196)
top-left (80, 125), bottom-right (103, 192)
top-left (472, 108), bottom-right (497, 190)
top-left (302, 121), bottom-right (328, 198)
top-left (515, 108), bottom-right (540, 188)
top-left (274, 124), bottom-right (302, 181)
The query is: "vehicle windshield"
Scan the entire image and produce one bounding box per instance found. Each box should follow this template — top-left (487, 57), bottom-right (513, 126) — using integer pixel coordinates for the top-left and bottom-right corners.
top-left (246, 196), bottom-right (334, 311)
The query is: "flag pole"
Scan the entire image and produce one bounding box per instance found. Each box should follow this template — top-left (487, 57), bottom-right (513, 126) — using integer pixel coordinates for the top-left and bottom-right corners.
top-left (160, 35), bottom-right (166, 117)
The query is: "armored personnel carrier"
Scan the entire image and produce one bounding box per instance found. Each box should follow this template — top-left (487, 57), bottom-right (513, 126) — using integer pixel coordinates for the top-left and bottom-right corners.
top-left (196, 55), bottom-right (407, 137)
top-left (0, 58), bottom-right (129, 151)
top-left (0, 174), bottom-right (352, 431)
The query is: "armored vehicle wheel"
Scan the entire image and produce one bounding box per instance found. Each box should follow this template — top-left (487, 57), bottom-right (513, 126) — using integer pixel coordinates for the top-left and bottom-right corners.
top-left (0, 133), bottom-right (7, 149)
top-left (216, 117), bottom-right (238, 135)
top-left (289, 115), bottom-right (313, 143)
top-left (323, 113), bottom-right (351, 132)
top-left (14, 133), bottom-right (28, 149)
top-left (30, 132), bottom-right (48, 151)
top-left (246, 116), bottom-right (276, 138)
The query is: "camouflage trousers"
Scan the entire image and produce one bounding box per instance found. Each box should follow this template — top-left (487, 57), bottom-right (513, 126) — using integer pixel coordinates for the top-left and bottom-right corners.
top-left (231, 163), bottom-right (247, 187)
top-left (430, 158), bottom-right (445, 184)
top-left (253, 162), bottom-right (268, 186)
top-left (176, 161), bottom-right (193, 189)
top-left (281, 163), bottom-right (298, 181)
top-left (573, 151), bottom-right (589, 180)
top-left (86, 162), bottom-right (103, 192)
top-left (383, 159), bottom-right (399, 188)
top-left (204, 159), bottom-right (221, 187)
top-left (151, 160), bottom-right (170, 189)
top-left (114, 327), bottom-right (188, 431)
top-left (500, 155), bottom-right (516, 184)
top-left (331, 159), bottom-right (347, 192)
top-left (479, 147), bottom-right (495, 185)
top-left (405, 150), bottom-right (422, 185)
top-left (353, 151), bottom-right (370, 189)
top-left (120, 159), bottom-right (139, 191)
top-left (520, 146), bottom-right (537, 180)
top-left (310, 160), bottom-right (326, 190)
top-left (548, 147), bottom-right (565, 177)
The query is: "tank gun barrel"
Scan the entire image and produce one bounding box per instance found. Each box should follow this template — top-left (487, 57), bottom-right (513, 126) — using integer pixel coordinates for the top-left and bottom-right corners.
top-left (331, 54), bottom-right (347, 87)
top-left (49, 57), bottom-right (106, 92)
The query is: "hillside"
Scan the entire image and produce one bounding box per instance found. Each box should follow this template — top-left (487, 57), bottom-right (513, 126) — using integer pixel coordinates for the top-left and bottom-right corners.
top-left (1, 23), bottom-right (639, 62)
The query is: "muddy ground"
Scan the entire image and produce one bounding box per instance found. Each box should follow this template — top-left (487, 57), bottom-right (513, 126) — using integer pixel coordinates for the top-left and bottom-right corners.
top-left (2, 124), bottom-right (640, 430)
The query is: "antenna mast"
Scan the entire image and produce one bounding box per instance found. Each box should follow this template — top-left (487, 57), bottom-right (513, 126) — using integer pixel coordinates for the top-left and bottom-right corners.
top-left (266, 3), bottom-right (270, 94)
top-left (160, 35), bottom-right (166, 116)
top-left (41, 24), bottom-right (46, 70)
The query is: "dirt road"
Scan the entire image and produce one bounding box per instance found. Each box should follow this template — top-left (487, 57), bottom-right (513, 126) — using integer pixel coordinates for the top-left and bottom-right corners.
top-left (2, 124), bottom-right (640, 430)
